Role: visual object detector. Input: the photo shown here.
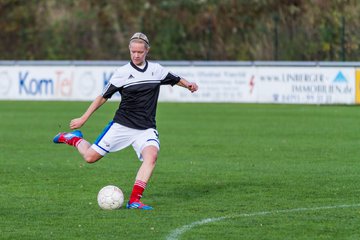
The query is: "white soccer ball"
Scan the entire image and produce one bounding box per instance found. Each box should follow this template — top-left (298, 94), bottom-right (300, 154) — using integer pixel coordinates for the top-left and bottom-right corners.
top-left (97, 185), bottom-right (124, 210)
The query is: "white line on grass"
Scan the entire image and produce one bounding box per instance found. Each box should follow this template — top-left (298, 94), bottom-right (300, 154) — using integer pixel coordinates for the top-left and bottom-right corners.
top-left (166, 203), bottom-right (360, 240)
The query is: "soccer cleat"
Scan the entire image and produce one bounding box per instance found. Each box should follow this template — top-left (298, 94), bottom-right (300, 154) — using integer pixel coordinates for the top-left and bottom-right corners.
top-left (126, 201), bottom-right (153, 210)
top-left (53, 130), bottom-right (83, 144)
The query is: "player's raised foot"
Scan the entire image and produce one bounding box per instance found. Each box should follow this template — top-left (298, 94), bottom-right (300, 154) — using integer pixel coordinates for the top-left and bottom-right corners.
top-left (53, 130), bottom-right (83, 144)
top-left (126, 201), bottom-right (153, 210)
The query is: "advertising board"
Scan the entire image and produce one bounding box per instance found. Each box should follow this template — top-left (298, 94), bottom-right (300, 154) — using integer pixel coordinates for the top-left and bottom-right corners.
top-left (0, 63), bottom-right (357, 104)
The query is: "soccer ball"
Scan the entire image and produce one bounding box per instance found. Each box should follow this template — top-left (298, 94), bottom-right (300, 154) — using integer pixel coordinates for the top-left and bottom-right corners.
top-left (97, 185), bottom-right (124, 210)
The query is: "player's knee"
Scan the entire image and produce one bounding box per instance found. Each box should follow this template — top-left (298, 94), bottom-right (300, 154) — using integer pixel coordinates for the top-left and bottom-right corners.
top-left (148, 152), bottom-right (158, 165)
top-left (84, 152), bottom-right (101, 163)
top-left (84, 157), bottom-right (96, 163)
top-left (142, 147), bottom-right (158, 165)
top-left (140, 144), bottom-right (159, 166)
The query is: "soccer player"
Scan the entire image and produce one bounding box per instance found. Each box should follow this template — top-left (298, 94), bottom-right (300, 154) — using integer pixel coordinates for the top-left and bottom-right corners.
top-left (53, 32), bottom-right (198, 210)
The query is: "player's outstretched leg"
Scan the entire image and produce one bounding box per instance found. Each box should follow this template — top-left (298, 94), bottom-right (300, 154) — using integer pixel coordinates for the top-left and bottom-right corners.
top-left (53, 130), bottom-right (83, 147)
top-left (53, 131), bottom-right (103, 164)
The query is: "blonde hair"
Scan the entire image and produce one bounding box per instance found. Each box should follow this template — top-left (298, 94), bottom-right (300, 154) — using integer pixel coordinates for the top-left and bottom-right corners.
top-left (129, 32), bottom-right (150, 49)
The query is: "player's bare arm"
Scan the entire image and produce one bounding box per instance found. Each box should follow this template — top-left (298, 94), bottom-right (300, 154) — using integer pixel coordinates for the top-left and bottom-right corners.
top-left (177, 78), bottom-right (198, 93)
top-left (70, 95), bottom-right (107, 129)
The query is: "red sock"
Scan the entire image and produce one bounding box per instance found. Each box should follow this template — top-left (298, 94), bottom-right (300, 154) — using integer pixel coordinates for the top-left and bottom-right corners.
top-left (129, 180), bottom-right (147, 203)
top-left (67, 137), bottom-right (82, 147)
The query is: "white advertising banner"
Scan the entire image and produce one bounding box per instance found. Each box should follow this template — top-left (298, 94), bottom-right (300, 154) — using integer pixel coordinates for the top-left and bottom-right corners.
top-left (0, 64), bottom-right (356, 104)
top-left (162, 66), bottom-right (256, 102)
top-left (256, 67), bottom-right (355, 104)
top-left (0, 66), bottom-right (116, 101)
top-left (0, 65), bottom-right (256, 102)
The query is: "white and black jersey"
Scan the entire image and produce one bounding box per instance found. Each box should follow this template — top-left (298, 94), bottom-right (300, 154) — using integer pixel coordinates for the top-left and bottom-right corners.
top-left (103, 61), bottom-right (180, 130)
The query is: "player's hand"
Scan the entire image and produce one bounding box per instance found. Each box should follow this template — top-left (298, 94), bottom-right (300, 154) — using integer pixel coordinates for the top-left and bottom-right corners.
top-left (188, 82), bottom-right (198, 93)
top-left (70, 117), bottom-right (85, 130)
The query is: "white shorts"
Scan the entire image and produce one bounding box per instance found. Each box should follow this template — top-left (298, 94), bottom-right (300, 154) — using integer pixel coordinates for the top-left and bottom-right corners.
top-left (91, 121), bottom-right (160, 161)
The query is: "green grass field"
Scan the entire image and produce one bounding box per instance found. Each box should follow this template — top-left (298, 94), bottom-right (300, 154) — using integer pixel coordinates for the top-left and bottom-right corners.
top-left (1, 101), bottom-right (360, 239)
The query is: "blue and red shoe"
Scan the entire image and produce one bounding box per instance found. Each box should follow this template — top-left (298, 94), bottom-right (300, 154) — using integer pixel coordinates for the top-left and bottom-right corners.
top-left (53, 130), bottom-right (83, 144)
top-left (126, 201), bottom-right (153, 210)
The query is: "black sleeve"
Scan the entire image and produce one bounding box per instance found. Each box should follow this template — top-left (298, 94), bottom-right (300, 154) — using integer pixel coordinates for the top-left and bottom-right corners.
top-left (102, 83), bottom-right (120, 99)
top-left (161, 72), bottom-right (181, 86)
